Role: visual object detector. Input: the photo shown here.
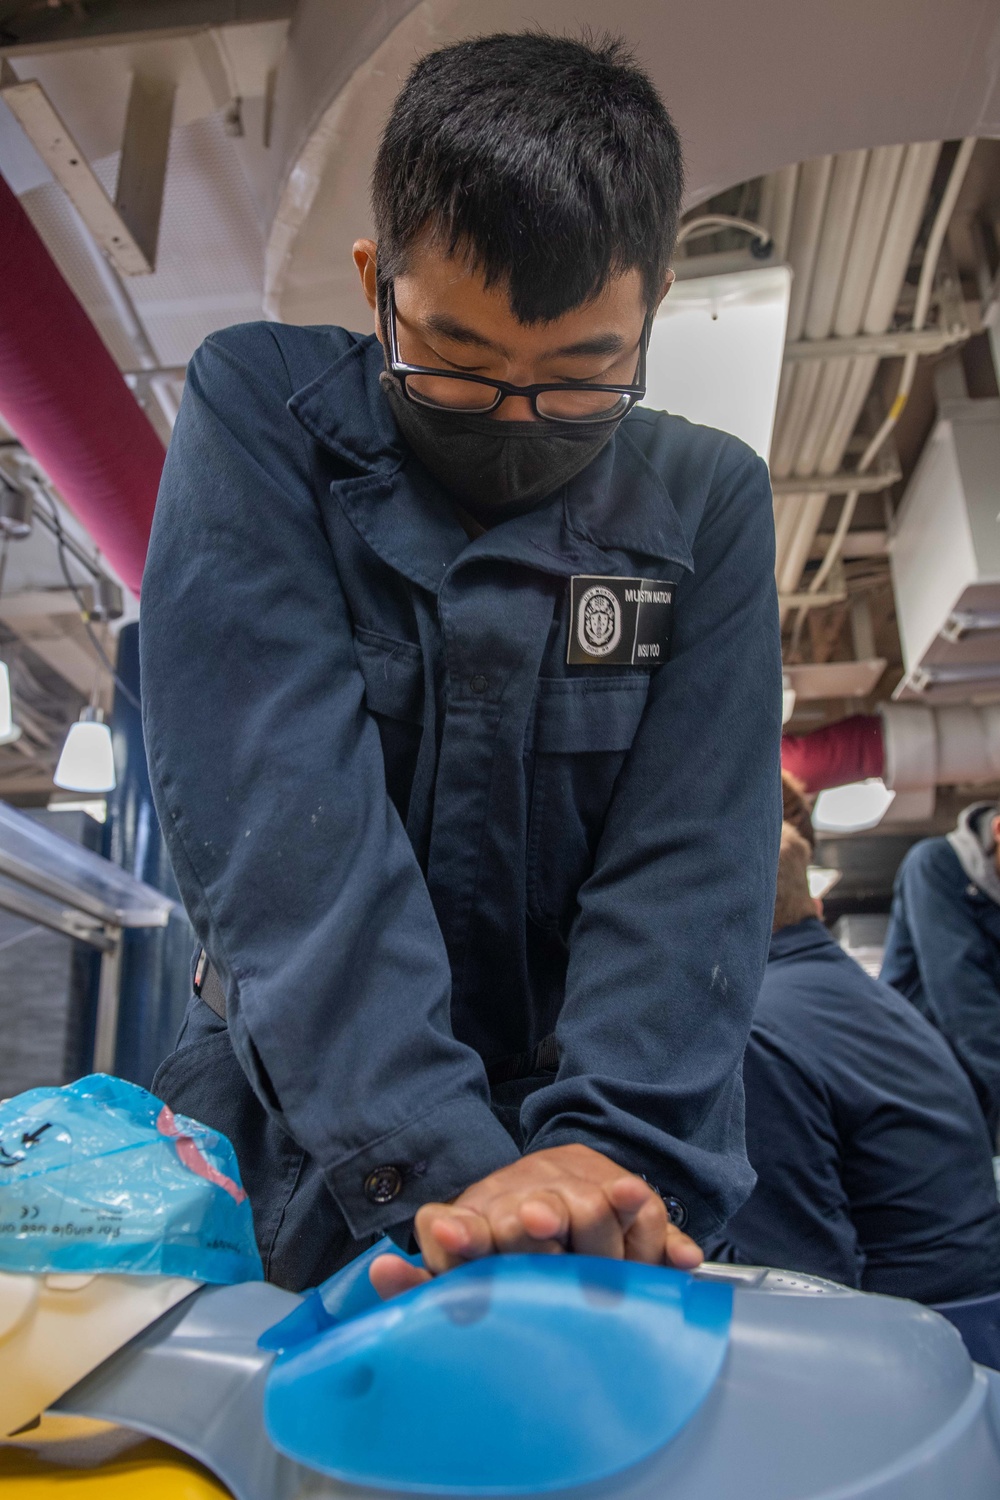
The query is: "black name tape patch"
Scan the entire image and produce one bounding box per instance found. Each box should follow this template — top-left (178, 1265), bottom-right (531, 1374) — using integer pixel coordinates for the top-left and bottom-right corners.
top-left (567, 576), bottom-right (674, 667)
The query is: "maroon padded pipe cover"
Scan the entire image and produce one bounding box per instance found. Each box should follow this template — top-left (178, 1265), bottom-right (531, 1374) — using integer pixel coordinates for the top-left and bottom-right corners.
top-left (0, 172), bottom-right (164, 594)
top-left (782, 713), bottom-right (885, 794)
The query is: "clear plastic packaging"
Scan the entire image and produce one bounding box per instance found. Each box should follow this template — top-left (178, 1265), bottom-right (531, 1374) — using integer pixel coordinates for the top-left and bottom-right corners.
top-left (0, 1074), bottom-right (262, 1284)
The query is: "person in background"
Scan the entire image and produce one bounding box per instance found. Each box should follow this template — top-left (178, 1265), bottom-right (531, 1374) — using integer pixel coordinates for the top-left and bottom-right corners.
top-left (781, 767), bottom-right (815, 849)
top-left (881, 803), bottom-right (1000, 1142)
top-left (707, 794), bottom-right (1000, 1303)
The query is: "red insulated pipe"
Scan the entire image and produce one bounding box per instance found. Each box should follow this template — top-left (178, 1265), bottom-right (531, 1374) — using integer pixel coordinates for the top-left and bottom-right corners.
top-left (0, 173), bottom-right (164, 595)
top-left (782, 713), bottom-right (885, 794)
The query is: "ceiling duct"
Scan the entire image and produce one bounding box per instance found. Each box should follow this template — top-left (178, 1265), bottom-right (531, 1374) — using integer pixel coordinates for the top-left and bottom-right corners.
top-left (891, 391), bottom-right (1000, 703)
top-left (783, 702), bottom-right (1000, 825)
top-left (0, 173), bottom-right (164, 595)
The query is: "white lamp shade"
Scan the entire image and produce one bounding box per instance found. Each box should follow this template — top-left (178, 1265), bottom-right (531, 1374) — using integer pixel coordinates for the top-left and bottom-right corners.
top-left (812, 778), bottom-right (895, 834)
top-left (642, 264), bottom-right (791, 460)
top-left (781, 672), bottom-right (796, 725)
top-left (0, 661), bottom-right (12, 741)
top-left (807, 865), bottom-right (842, 900)
top-left (54, 720), bottom-right (116, 793)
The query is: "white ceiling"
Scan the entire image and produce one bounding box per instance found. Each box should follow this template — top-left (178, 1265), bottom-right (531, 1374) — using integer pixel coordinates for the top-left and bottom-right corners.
top-left (5, 3), bottom-right (1000, 354)
top-left (263, 0), bottom-right (1000, 329)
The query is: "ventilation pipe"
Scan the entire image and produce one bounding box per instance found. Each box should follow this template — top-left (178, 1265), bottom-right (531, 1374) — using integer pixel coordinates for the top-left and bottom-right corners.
top-left (782, 714), bottom-right (885, 794)
top-left (0, 174), bottom-right (164, 595)
top-left (783, 704), bottom-right (1000, 815)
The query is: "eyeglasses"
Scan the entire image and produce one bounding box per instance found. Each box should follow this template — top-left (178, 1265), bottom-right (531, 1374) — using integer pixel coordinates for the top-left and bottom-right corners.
top-left (384, 287), bottom-right (648, 424)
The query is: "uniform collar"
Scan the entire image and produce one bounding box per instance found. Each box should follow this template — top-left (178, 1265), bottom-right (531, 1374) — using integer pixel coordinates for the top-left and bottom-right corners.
top-left (289, 335), bottom-right (402, 475)
top-left (768, 918), bottom-right (833, 963)
top-left (288, 334), bottom-right (694, 592)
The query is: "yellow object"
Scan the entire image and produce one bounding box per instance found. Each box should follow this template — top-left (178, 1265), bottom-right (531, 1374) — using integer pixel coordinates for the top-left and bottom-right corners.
top-left (0, 1436), bottom-right (232, 1496)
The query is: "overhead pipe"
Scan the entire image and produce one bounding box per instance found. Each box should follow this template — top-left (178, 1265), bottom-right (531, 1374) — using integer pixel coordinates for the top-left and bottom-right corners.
top-left (802, 140), bottom-right (972, 602)
top-left (803, 150), bottom-right (868, 342)
top-left (782, 714), bottom-right (885, 794)
top-left (767, 142), bottom-right (942, 628)
top-left (776, 146), bottom-right (911, 605)
top-left (782, 702), bottom-right (1000, 801)
top-left (0, 173), bottom-right (164, 595)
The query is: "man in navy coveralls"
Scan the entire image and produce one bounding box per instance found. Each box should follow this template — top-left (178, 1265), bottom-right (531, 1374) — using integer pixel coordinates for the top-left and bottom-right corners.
top-left (883, 802), bottom-right (1000, 1142)
top-left (141, 32), bottom-right (782, 1295)
top-left (710, 817), bottom-right (1000, 1302)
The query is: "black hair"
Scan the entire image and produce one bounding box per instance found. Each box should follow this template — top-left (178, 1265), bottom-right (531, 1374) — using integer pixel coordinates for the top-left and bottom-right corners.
top-left (371, 31), bottom-right (684, 324)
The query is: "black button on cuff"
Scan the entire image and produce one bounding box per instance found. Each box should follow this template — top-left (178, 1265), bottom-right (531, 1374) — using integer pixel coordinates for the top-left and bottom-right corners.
top-left (469, 675), bottom-right (489, 694)
top-left (665, 1195), bottom-right (688, 1230)
top-left (364, 1164), bottom-right (404, 1205)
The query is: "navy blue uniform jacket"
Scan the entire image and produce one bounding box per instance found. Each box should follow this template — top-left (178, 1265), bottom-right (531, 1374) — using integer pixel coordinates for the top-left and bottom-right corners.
top-left (140, 324), bottom-right (782, 1280)
top-left (882, 835), bottom-right (1000, 1137)
top-left (709, 919), bottom-right (1000, 1303)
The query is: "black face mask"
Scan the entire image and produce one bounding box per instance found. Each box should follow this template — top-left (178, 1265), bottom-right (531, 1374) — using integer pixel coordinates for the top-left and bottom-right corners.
top-left (379, 371), bottom-right (621, 523)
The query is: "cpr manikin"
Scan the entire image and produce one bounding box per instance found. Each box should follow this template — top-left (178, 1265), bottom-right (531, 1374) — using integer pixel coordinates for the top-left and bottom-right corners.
top-left (0, 1267), bottom-right (199, 1439)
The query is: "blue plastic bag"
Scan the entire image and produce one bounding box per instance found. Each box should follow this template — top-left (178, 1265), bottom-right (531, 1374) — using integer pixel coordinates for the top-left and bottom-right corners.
top-left (262, 1247), bottom-right (732, 1493)
top-left (0, 1073), bottom-right (262, 1283)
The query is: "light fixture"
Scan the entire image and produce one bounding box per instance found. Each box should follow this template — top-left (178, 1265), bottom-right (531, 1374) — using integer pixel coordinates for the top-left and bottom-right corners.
top-left (0, 515), bottom-right (22, 746)
top-left (46, 796), bottom-right (108, 823)
top-left (642, 264), bottom-right (791, 460)
top-left (807, 865), bottom-right (842, 900)
top-left (0, 661), bottom-right (20, 747)
top-left (812, 778), bottom-right (895, 834)
top-left (0, 662), bottom-right (10, 738)
top-left (781, 672), bottom-right (796, 725)
top-left (54, 706), bottom-right (116, 793)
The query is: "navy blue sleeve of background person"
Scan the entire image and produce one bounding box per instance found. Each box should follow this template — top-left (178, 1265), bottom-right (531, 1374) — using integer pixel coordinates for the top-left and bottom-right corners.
top-left (882, 839), bottom-right (1000, 1137)
top-left (141, 330), bottom-right (521, 1242)
top-left (711, 920), bottom-right (1000, 1303)
top-left (709, 1024), bottom-right (864, 1288)
top-left (141, 323), bottom-right (781, 1246)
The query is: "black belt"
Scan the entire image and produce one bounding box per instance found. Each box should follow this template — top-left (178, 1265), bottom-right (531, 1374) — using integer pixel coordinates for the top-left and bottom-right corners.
top-left (194, 950), bottom-right (558, 1084)
top-left (485, 1034), bottom-right (559, 1085)
top-left (193, 949), bottom-right (228, 1019)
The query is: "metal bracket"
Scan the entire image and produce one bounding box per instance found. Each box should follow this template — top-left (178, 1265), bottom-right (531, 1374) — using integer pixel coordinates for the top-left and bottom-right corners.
top-left (779, 588), bottom-right (849, 609)
top-left (770, 453), bottom-right (901, 496)
top-left (0, 804), bottom-right (173, 1075)
top-left (784, 325), bottom-right (968, 361)
top-left (0, 60), bottom-right (175, 275)
top-left (0, 874), bottom-right (115, 950)
top-left (0, 61), bottom-right (152, 274)
top-left (940, 610), bottom-right (1000, 643)
top-left (114, 71), bottom-right (177, 271)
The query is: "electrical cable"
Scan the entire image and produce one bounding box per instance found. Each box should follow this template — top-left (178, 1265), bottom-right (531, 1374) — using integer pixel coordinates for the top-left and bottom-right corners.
top-left (675, 214), bottom-right (774, 256)
top-left (40, 494), bottom-right (141, 711)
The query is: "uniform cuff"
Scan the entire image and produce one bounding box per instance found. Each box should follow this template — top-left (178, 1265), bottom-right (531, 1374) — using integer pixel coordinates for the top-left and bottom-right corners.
top-left (323, 1096), bottom-right (520, 1240)
top-left (522, 1126), bottom-right (704, 1238)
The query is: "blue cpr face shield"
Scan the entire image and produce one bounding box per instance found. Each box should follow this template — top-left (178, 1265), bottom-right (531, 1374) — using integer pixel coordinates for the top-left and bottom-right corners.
top-left (0, 1073), bottom-right (262, 1284)
top-left (260, 1246), bottom-right (732, 1493)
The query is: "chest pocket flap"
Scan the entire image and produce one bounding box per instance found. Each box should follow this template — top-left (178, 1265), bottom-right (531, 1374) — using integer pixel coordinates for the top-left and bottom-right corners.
top-left (354, 628), bottom-right (424, 725)
top-left (529, 677), bottom-right (650, 754)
